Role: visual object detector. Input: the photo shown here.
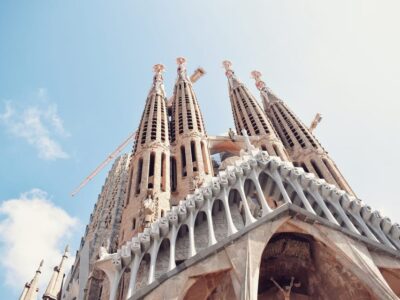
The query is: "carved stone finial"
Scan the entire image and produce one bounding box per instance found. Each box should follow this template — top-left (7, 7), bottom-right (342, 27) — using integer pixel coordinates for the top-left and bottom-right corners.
top-left (222, 60), bottom-right (234, 77)
top-left (151, 64), bottom-right (166, 95)
top-left (251, 70), bottom-right (267, 91)
top-left (176, 57), bottom-right (187, 66)
top-left (176, 57), bottom-right (190, 82)
top-left (38, 259), bottom-right (44, 272)
top-left (153, 63), bottom-right (165, 74)
top-left (222, 60), bottom-right (241, 89)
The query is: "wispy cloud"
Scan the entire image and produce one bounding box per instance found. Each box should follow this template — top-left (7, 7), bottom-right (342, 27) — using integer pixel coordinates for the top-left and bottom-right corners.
top-left (0, 89), bottom-right (70, 160)
top-left (0, 189), bottom-right (78, 292)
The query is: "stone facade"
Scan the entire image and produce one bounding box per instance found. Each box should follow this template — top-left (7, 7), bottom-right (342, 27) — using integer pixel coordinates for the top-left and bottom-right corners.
top-left (27, 59), bottom-right (400, 300)
top-left (61, 154), bottom-right (130, 300)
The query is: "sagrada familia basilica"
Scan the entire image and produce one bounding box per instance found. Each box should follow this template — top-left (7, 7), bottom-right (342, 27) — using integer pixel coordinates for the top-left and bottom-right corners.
top-left (20, 58), bottom-right (400, 299)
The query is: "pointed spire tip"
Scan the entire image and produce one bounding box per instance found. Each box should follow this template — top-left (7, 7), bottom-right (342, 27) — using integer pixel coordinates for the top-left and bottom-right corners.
top-left (153, 64), bottom-right (165, 74)
top-left (222, 60), bottom-right (232, 71)
top-left (176, 57), bottom-right (187, 66)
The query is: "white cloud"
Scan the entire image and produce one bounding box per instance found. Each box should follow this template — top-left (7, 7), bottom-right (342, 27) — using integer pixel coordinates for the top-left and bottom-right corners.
top-left (0, 90), bottom-right (70, 160)
top-left (0, 189), bottom-right (78, 293)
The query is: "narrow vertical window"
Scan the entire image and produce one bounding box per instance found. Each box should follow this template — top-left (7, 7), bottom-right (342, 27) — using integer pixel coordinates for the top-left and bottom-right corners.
top-left (161, 153), bottom-right (166, 192)
top-left (201, 141), bottom-right (209, 175)
top-left (190, 141), bottom-right (197, 162)
top-left (170, 156), bottom-right (177, 192)
top-left (181, 146), bottom-right (187, 177)
top-left (191, 141), bottom-right (198, 172)
top-left (148, 152), bottom-right (155, 189)
top-left (135, 159), bottom-right (143, 194)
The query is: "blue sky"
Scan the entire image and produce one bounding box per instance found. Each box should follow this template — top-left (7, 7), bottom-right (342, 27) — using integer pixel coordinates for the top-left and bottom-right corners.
top-left (1, 1), bottom-right (400, 298)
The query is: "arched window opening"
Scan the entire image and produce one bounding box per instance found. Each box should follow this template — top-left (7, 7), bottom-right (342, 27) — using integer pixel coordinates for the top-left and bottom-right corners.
top-left (310, 159), bottom-right (324, 179)
top-left (190, 141), bottom-right (197, 161)
top-left (201, 141), bottom-right (210, 175)
top-left (261, 145), bottom-right (267, 151)
top-left (194, 211), bottom-right (209, 252)
top-left (155, 239), bottom-right (170, 279)
top-left (181, 146), bottom-right (187, 177)
top-left (175, 224), bottom-right (190, 265)
top-left (244, 179), bottom-right (263, 219)
top-left (212, 199), bottom-right (228, 241)
top-left (161, 153), bottom-right (166, 192)
top-left (161, 210), bottom-right (165, 217)
top-left (170, 156), bottom-right (177, 192)
top-left (148, 153), bottom-right (155, 189)
top-left (135, 253), bottom-right (150, 290)
top-left (135, 159), bottom-right (143, 195)
top-left (228, 189), bottom-right (245, 230)
top-left (259, 172), bottom-right (282, 209)
top-left (190, 141), bottom-right (198, 172)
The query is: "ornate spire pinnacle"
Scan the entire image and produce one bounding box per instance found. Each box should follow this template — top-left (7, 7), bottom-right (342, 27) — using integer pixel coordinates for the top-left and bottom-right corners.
top-left (43, 246), bottom-right (69, 300)
top-left (222, 60), bottom-right (241, 89)
top-left (19, 260), bottom-right (44, 300)
top-left (63, 245), bottom-right (69, 257)
top-left (251, 70), bottom-right (275, 107)
top-left (176, 56), bottom-right (190, 82)
top-left (150, 63), bottom-right (166, 96)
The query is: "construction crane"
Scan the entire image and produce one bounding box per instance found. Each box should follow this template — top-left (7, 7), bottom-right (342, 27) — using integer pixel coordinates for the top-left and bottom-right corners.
top-left (71, 67), bottom-right (206, 197)
top-left (309, 113), bottom-right (322, 133)
top-left (70, 131), bottom-right (136, 197)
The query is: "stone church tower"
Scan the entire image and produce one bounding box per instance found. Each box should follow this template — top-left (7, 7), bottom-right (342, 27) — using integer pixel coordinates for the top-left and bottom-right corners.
top-left (222, 60), bottom-right (289, 161)
top-left (251, 70), bottom-right (355, 195)
top-left (19, 260), bottom-right (43, 300)
top-left (27, 58), bottom-right (400, 300)
top-left (169, 57), bottom-right (213, 203)
top-left (119, 64), bottom-right (171, 245)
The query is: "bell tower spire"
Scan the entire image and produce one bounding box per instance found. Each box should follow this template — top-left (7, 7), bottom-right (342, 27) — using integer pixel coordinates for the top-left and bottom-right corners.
top-left (43, 246), bottom-right (69, 300)
top-left (222, 60), bottom-right (289, 160)
top-left (19, 260), bottom-right (43, 300)
top-left (120, 64), bottom-right (171, 244)
top-left (252, 70), bottom-right (355, 195)
top-left (169, 57), bottom-right (213, 203)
